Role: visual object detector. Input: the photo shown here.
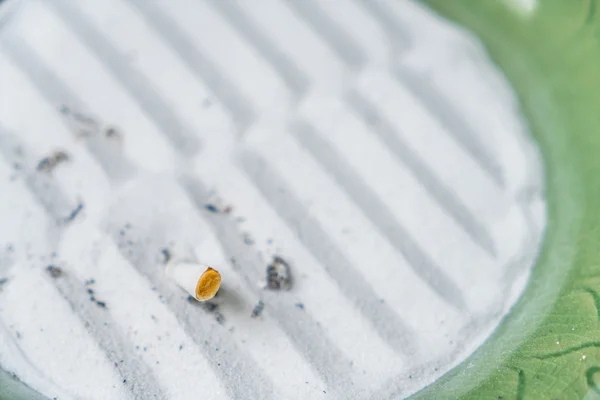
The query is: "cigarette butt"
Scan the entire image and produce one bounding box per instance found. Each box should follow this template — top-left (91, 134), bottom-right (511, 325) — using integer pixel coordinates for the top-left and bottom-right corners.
top-left (165, 262), bottom-right (221, 301)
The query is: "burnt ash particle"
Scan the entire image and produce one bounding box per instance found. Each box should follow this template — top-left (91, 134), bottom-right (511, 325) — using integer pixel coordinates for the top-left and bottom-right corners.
top-left (37, 158), bottom-right (52, 172)
top-left (87, 288), bottom-right (94, 295)
top-left (0, 277), bottom-right (8, 287)
top-left (242, 232), bottom-right (255, 245)
top-left (37, 151), bottom-right (69, 173)
top-left (105, 126), bottom-right (122, 140)
top-left (84, 278), bottom-right (95, 286)
top-left (295, 303), bottom-right (304, 310)
top-left (161, 248), bottom-right (171, 264)
top-left (46, 265), bottom-right (63, 278)
top-left (191, 299), bottom-right (225, 323)
top-left (64, 203), bottom-right (84, 223)
top-left (266, 256), bottom-right (292, 290)
top-left (204, 204), bottom-right (219, 213)
top-left (251, 300), bottom-right (265, 318)
top-left (201, 302), bottom-right (218, 313)
top-left (54, 151), bottom-right (68, 163)
top-left (96, 301), bottom-right (107, 309)
top-left (72, 111), bottom-right (97, 127)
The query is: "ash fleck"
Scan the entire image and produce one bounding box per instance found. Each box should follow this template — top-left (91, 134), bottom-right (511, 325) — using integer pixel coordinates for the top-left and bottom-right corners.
top-left (72, 111), bottom-right (98, 127)
top-left (64, 202), bottom-right (84, 223)
top-left (105, 126), bottom-right (122, 140)
top-left (251, 300), bottom-right (265, 318)
top-left (204, 204), bottom-right (219, 213)
top-left (160, 248), bottom-right (171, 264)
top-left (201, 302), bottom-right (218, 313)
top-left (266, 256), bottom-right (291, 290)
top-left (191, 299), bottom-right (225, 324)
top-left (0, 277), bottom-right (8, 289)
top-left (37, 151), bottom-right (69, 173)
top-left (96, 301), bottom-right (107, 309)
top-left (242, 232), bottom-right (255, 245)
top-left (84, 278), bottom-right (95, 286)
top-left (295, 303), bottom-right (304, 310)
top-left (46, 265), bottom-right (63, 278)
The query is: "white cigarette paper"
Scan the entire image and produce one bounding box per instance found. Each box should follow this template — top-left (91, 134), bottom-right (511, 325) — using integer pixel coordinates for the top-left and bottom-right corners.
top-left (165, 262), bottom-right (221, 301)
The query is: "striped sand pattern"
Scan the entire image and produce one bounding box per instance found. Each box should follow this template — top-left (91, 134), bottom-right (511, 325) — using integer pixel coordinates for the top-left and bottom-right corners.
top-left (0, 0), bottom-right (545, 399)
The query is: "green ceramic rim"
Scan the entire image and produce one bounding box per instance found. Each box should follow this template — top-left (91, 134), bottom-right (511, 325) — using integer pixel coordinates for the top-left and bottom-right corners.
top-left (412, 1), bottom-right (600, 398)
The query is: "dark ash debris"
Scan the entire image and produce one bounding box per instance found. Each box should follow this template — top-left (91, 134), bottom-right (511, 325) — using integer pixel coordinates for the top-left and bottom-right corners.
top-left (46, 265), bottom-right (63, 278)
top-left (0, 277), bottom-right (8, 291)
top-left (200, 302), bottom-right (218, 313)
top-left (187, 296), bottom-right (225, 324)
top-left (214, 312), bottom-right (225, 324)
top-left (37, 151), bottom-right (69, 173)
top-left (64, 202), bottom-right (84, 223)
top-left (242, 232), bottom-right (255, 245)
top-left (104, 126), bottom-right (123, 140)
top-left (160, 248), bottom-right (171, 264)
top-left (266, 256), bottom-right (292, 290)
top-left (204, 204), bottom-right (219, 213)
top-left (251, 300), bottom-right (265, 318)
